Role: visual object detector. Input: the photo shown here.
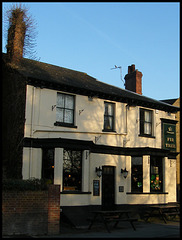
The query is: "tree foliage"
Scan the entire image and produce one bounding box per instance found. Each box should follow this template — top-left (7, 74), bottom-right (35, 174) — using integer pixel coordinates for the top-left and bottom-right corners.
top-left (4, 3), bottom-right (38, 60)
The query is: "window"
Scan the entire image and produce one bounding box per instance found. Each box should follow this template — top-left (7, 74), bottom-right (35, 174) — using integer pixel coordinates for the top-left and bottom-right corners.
top-left (63, 150), bottom-right (82, 191)
top-left (55, 93), bottom-right (75, 126)
top-left (140, 108), bottom-right (153, 136)
top-left (150, 156), bottom-right (163, 192)
top-left (42, 148), bottom-right (54, 183)
top-left (103, 102), bottom-right (115, 131)
top-left (131, 157), bottom-right (143, 192)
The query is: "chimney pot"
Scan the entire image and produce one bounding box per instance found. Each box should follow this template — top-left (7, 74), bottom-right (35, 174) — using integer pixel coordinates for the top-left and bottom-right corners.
top-left (128, 64), bottom-right (135, 74)
top-left (131, 64), bottom-right (135, 72)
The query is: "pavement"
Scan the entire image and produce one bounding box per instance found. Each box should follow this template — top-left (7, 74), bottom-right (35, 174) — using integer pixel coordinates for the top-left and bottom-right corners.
top-left (40, 219), bottom-right (180, 238)
top-left (3, 219), bottom-right (180, 238)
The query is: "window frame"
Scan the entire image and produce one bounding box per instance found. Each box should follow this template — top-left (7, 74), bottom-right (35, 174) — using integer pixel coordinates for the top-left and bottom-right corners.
top-left (103, 101), bottom-right (115, 132)
top-left (63, 149), bottom-right (82, 192)
top-left (131, 156), bottom-right (143, 193)
top-left (139, 108), bottom-right (154, 137)
top-left (54, 92), bottom-right (75, 127)
top-left (150, 156), bottom-right (163, 193)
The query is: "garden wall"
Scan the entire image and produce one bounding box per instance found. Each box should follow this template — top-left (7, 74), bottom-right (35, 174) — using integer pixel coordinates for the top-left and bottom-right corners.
top-left (2, 184), bottom-right (60, 236)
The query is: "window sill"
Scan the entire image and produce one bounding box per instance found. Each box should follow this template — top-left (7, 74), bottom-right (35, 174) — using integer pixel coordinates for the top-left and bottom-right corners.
top-left (138, 134), bottom-right (155, 139)
top-left (127, 192), bottom-right (168, 194)
top-left (54, 122), bottom-right (77, 128)
top-left (102, 129), bottom-right (116, 133)
top-left (60, 191), bottom-right (91, 194)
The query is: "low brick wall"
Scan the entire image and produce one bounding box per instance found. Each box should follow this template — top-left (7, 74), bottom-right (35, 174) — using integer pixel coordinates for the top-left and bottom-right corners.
top-left (48, 185), bottom-right (60, 234)
top-left (2, 185), bottom-right (60, 236)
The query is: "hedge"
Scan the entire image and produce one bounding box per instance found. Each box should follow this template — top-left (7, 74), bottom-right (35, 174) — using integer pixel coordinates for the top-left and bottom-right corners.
top-left (3, 178), bottom-right (48, 191)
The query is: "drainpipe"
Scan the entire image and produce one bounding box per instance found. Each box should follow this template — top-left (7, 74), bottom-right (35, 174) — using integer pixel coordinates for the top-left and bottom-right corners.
top-left (125, 104), bottom-right (129, 134)
top-left (29, 86), bottom-right (35, 178)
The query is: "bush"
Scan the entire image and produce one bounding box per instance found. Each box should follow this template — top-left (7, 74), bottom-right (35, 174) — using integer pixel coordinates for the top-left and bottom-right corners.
top-left (2, 178), bottom-right (48, 191)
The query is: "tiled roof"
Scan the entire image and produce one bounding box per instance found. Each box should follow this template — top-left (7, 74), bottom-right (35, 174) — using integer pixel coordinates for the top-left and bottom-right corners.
top-left (2, 53), bottom-right (179, 112)
top-left (160, 99), bottom-right (178, 105)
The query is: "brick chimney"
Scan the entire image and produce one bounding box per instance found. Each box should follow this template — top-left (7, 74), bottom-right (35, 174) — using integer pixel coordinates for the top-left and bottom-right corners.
top-left (124, 64), bottom-right (143, 95)
top-left (6, 8), bottom-right (26, 63)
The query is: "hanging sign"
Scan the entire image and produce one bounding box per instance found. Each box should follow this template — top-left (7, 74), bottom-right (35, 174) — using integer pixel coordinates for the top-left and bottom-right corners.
top-left (163, 123), bottom-right (176, 152)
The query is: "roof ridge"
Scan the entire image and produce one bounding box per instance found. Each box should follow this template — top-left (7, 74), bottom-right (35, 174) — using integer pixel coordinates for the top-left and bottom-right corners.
top-left (2, 52), bottom-right (179, 112)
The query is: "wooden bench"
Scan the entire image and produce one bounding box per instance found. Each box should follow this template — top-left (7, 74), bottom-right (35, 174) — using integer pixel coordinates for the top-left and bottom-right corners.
top-left (104, 216), bottom-right (138, 231)
top-left (88, 210), bottom-right (138, 233)
top-left (142, 205), bottom-right (180, 224)
top-left (163, 211), bottom-right (180, 220)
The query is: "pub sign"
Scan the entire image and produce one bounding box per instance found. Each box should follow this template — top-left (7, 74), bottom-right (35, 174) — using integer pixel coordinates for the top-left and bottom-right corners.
top-left (162, 122), bottom-right (176, 152)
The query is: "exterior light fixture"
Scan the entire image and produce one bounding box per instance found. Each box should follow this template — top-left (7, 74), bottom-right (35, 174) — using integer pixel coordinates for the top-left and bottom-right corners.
top-left (121, 168), bottom-right (128, 178)
top-left (95, 166), bottom-right (102, 178)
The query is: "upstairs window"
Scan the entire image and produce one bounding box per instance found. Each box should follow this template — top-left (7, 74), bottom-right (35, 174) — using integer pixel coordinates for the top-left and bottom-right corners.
top-left (103, 102), bottom-right (115, 131)
top-left (140, 108), bottom-right (153, 136)
top-left (55, 93), bottom-right (75, 126)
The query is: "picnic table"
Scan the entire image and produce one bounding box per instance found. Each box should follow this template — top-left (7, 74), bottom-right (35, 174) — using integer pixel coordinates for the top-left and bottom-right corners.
top-left (88, 210), bottom-right (138, 233)
top-left (144, 204), bottom-right (180, 224)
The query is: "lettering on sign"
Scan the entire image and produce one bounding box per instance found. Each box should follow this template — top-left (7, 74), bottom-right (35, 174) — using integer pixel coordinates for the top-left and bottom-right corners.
top-left (163, 123), bottom-right (176, 152)
top-left (93, 180), bottom-right (100, 196)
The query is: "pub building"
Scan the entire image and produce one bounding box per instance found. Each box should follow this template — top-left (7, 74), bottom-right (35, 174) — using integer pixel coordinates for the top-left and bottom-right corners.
top-left (3, 52), bottom-right (179, 226)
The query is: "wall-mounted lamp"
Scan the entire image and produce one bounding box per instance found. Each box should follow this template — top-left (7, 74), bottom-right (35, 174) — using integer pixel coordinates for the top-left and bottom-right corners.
top-left (95, 166), bottom-right (102, 178)
top-left (121, 168), bottom-right (128, 178)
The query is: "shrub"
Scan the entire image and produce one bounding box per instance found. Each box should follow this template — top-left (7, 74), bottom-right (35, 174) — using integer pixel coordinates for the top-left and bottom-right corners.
top-left (2, 178), bottom-right (48, 191)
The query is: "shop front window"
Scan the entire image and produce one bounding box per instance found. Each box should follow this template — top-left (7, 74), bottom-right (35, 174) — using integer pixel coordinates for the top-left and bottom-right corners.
top-left (63, 150), bottom-right (82, 191)
top-left (131, 156), bottom-right (143, 192)
top-left (150, 156), bottom-right (163, 192)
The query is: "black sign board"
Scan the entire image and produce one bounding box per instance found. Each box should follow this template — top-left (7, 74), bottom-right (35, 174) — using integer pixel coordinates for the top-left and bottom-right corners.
top-left (162, 122), bottom-right (176, 152)
top-left (119, 186), bottom-right (124, 192)
top-left (93, 180), bottom-right (100, 196)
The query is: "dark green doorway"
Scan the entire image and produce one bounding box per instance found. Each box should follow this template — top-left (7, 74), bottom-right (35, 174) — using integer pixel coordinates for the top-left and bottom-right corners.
top-left (102, 166), bottom-right (115, 210)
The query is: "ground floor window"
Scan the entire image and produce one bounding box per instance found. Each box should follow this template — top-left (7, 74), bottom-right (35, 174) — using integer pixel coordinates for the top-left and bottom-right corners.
top-left (150, 156), bottom-right (163, 192)
top-left (63, 149), bottom-right (82, 191)
top-left (131, 156), bottom-right (143, 192)
top-left (42, 148), bottom-right (55, 183)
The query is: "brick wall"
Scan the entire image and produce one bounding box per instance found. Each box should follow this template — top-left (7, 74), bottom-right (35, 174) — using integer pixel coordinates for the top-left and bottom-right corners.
top-left (2, 185), bottom-right (60, 236)
top-left (48, 185), bottom-right (60, 234)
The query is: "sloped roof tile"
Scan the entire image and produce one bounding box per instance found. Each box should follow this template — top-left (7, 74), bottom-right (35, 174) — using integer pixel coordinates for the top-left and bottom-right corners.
top-left (2, 53), bottom-right (179, 113)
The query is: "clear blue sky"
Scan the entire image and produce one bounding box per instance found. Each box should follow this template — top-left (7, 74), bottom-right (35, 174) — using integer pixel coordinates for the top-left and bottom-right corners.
top-left (2, 2), bottom-right (180, 100)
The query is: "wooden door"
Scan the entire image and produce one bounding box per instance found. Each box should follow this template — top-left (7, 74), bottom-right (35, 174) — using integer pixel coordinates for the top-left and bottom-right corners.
top-left (102, 166), bottom-right (115, 210)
